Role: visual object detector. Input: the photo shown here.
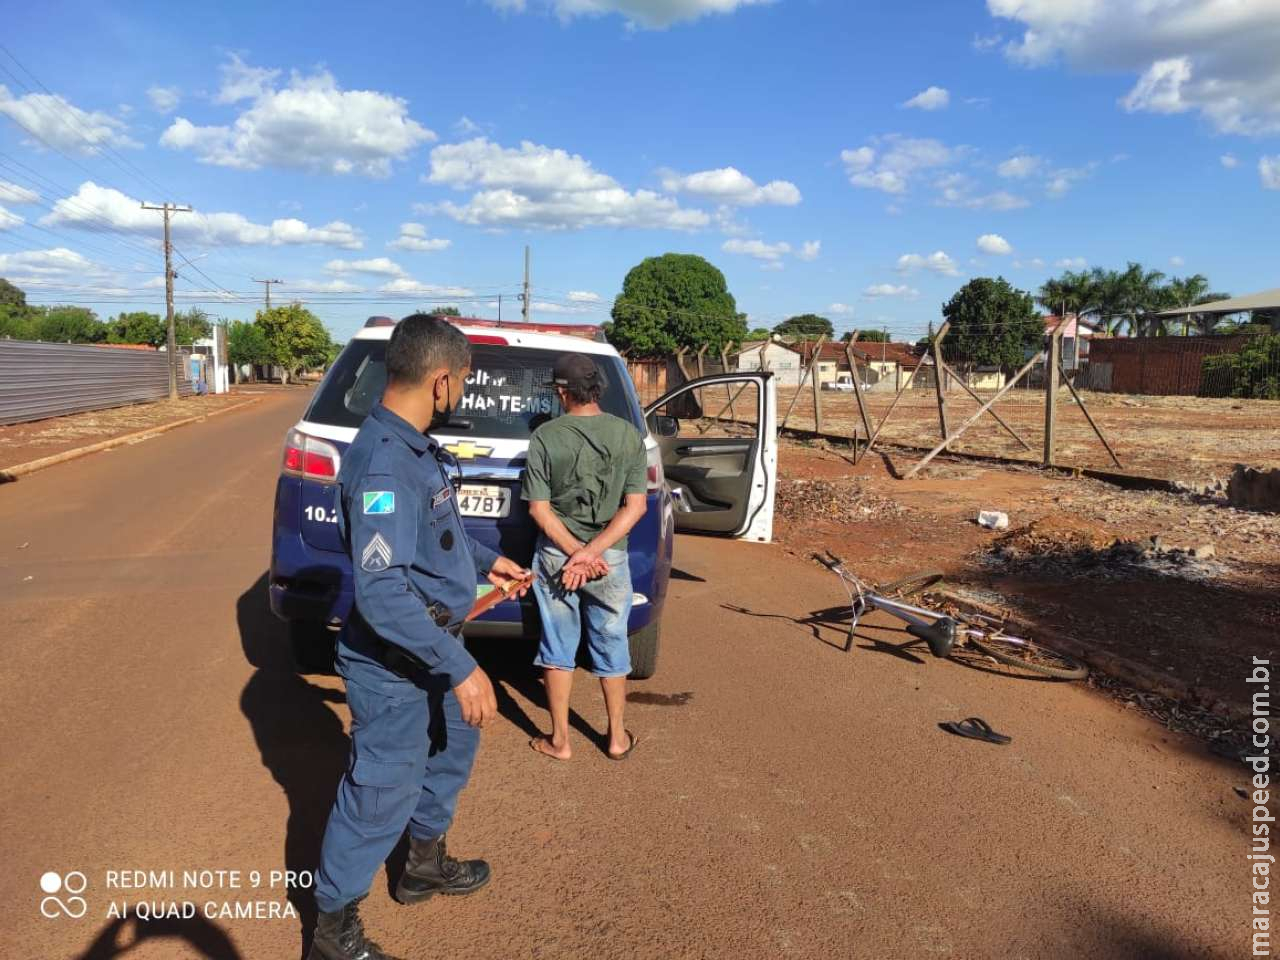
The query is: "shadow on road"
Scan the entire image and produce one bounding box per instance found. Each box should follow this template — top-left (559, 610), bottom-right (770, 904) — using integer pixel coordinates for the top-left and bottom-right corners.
top-left (237, 571), bottom-right (349, 960)
top-left (468, 635), bottom-right (604, 750)
top-left (74, 915), bottom-right (243, 960)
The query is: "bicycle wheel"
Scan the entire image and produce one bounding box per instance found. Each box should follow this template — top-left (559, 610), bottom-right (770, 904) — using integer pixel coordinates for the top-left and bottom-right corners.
top-left (965, 629), bottom-right (1089, 681)
top-left (875, 570), bottom-right (945, 599)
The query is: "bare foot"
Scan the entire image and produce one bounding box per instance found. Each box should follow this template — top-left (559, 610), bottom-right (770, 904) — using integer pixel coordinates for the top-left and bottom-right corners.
top-left (530, 736), bottom-right (571, 761)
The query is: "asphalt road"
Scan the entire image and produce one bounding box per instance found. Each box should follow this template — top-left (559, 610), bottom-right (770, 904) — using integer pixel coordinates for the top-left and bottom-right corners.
top-left (0, 389), bottom-right (1245, 959)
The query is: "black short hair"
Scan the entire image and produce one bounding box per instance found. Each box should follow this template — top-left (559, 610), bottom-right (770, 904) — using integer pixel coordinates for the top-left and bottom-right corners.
top-left (564, 380), bottom-right (604, 405)
top-left (386, 314), bottom-right (471, 385)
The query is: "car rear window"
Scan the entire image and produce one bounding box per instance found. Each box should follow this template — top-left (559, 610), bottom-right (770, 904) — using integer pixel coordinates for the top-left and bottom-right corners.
top-left (304, 339), bottom-right (644, 439)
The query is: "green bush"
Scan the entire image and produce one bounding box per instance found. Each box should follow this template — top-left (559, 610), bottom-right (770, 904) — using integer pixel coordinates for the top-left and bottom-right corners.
top-left (1200, 334), bottom-right (1280, 399)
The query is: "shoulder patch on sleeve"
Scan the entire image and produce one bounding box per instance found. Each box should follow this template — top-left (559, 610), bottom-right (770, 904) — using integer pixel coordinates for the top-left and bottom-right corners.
top-left (361, 532), bottom-right (393, 571)
top-left (363, 491), bottom-right (396, 515)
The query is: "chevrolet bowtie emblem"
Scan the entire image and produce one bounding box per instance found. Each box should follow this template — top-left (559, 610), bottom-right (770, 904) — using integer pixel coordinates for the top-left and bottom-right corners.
top-left (445, 441), bottom-right (494, 460)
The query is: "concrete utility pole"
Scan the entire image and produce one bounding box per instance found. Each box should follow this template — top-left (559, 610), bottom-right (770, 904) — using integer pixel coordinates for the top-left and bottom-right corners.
top-left (521, 245), bottom-right (531, 323)
top-left (141, 201), bottom-right (192, 400)
top-left (253, 278), bottom-right (282, 310)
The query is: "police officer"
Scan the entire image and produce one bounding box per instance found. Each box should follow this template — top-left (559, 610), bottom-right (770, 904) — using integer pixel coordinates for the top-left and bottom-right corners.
top-left (310, 314), bottom-right (530, 960)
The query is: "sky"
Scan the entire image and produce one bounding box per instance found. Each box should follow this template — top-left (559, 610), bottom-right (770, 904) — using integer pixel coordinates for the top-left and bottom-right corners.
top-left (1, 0), bottom-right (1277, 344)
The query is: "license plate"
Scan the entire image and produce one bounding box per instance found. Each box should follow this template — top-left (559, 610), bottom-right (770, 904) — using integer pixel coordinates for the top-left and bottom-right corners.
top-left (457, 484), bottom-right (511, 518)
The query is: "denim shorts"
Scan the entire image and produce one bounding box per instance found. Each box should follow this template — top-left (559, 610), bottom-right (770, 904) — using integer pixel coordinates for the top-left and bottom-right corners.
top-left (531, 538), bottom-right (633, 678)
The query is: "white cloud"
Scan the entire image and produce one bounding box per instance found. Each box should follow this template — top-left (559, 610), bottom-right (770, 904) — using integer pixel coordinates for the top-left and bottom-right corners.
top-left (973, 32), bottom-right (1003, 52)
top-left (214, 54), bottom-right (282, 104)
top-left (797, 240), bottom-right (820, 261)
top-left (42, 181), bottom-right (364, 249)
top-left (428, 137), bottom-right (707, 230)
top-left (0, 180), bottom-right (38, 204)
top-left (0, 205), bottom-right (24, 230)
top-left (161, 56), bottom-right (434, 177)
top-left (287, 279), bottom-right (366, 294)
top-left (325, 257), bottom-right (406, 277)
top-left (935, 173), bottom-right (1030, 210)
top-left (484, 0), bottom-right (774, 29)
top-left (567, 290), bottom-right (602, 303)
top-left (997, 154), bottom-right (1042, 178)
top-left (660, 166), bottom-right (801, 206)
top-left (0, 247), bottom-right (94, 275)
top-left (1055, 257), bottom-right (1088, 269)
top-left (827, 302), bottom-right (854, 315)
top-left (0, 85), bottom-right (138, 154)
top-left (531, 299), bottom-right (598, 314)
top-left (987, 0), bottom-right (1280, 135)
top-left (903, 86), bottom-right (950, 111)
top-left (1169, 255), bottom-right (1185, 267)
top-left (1220, 153), bottom-right (1239, 168)
top-left (1262, 156), bottom-right (1280, 190)
top-left (722, 238), bottom-right (791, 261)
top-left (380, 277), bottom-right (475, 297)
top-left (387, 222), bottom-right (451, 252)
top-left (146, 85), bottom-right (181, 114)
top-left (455, 116), bottom-right (482, 135)
top-left (977, 233), bottom-right (1013, 255)
top-left (863, 283), bottom-right (919, 299)
top-left (842, 135), bottom-right (959, 194)
top-left (1045, 163), bottom-right (1096, 197)
top-left (896, 251), bottom-right (960, 276)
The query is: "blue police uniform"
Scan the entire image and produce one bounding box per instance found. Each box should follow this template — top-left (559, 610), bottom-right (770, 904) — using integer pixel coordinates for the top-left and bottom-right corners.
top-left (314, 402), bottom-right (499, 914)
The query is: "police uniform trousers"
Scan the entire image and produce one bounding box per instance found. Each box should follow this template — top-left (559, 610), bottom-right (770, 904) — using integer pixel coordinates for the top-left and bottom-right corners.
top-left (313, 631), bottom-right (480, 913)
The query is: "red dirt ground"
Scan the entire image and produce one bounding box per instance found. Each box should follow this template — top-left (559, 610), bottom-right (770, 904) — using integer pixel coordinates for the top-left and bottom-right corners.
top-left (775, 386), bottom-right (1280, 483)
top-left (772, 438), bottom-right (1279, 720)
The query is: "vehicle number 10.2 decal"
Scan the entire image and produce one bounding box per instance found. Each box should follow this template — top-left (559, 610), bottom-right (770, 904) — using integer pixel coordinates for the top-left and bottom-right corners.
top-left (304, 505), bottom-right (338, 524)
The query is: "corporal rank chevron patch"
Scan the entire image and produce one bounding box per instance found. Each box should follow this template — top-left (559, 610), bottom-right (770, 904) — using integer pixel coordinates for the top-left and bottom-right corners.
top-left (361, 532), bottom-right (393, 572)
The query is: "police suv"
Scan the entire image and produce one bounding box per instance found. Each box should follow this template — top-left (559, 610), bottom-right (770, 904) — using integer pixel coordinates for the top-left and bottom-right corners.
top-left (270, 316), bottom-right (777, 678)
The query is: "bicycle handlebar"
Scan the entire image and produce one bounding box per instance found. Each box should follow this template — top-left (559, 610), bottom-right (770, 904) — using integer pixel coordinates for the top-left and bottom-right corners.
top-left (812, 550), bottom-right (845, 570)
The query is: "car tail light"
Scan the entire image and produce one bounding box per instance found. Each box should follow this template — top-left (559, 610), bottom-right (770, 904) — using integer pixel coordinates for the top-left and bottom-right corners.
top-left (646, 444), bottom-right (665, 492)
top-left (282, 428), bottom-right (341, 482)
top-left (466, 334), bottom-right (508, 345)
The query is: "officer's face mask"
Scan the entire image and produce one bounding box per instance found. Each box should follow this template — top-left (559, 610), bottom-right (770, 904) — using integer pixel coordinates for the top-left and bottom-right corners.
top-left (429, 369), bottom-right (464, 430)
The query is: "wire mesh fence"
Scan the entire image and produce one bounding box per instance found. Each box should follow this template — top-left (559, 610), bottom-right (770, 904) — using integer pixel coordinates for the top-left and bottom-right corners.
top-left (625, 328), bottom-right (1280, 483)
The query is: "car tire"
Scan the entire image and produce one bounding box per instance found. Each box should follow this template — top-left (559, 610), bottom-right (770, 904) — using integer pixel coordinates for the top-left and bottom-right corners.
top-left (627, 622), bottom-right (660, 680)
top-left (290, 620), bottom-right (336, 674)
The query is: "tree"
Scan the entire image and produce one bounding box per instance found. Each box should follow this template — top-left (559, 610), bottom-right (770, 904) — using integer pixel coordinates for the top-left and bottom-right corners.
top-left (174, 307), bottom-right (213, 345)
top-left (35, 306), bottom-right (104, 343)
top-left (941, 277), bottom-right (1042, 368)
top-left (254, 303), bottom-right (333, 383)
top-left (107, 311), bottom-right (165, 347)
top-left (432, 306), bottom-right (462, 317)
top-left (842, 329), bottom-right (890, 343)
top-left (746, 327), bottom-right (773, 341)
top-left (0, 278), bottom-right (27, 309)
top-left (606, 253), bottom-right (746, 356)
top-left (1164, 275), bottom-right (1230, 335)
top-left (773, 314), bottom-right (833, 340)
top-left (0, 279), bottom-right (36, 340)
top-left (227, 320), bottom-right (271, 382)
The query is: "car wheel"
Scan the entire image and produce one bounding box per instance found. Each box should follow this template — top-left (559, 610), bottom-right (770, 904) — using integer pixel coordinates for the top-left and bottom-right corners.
top-left (289, 621), bottom-right (336, 674)
top-left (628, 622), bottom-right (660, 680)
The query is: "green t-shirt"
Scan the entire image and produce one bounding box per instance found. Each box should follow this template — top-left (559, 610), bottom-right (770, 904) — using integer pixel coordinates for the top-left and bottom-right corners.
top-left (521, 412), bottom-right (648, 548)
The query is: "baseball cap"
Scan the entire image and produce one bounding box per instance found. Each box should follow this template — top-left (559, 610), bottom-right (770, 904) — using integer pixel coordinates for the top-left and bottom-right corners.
top-left (544, 353), bottom-right (604, 390)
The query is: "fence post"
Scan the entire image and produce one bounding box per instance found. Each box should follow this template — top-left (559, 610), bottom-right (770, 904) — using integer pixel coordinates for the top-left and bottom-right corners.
top-left (1043, 326), bottom-right (1064, 466)
top-left (931, 334), bottom-right (949, 444)
top-left (810, 339), bottom-right (825, 433)
top-left (696, 344), bottom-right (707, 379)
top-left (719, 344), bottom-right (737, 422)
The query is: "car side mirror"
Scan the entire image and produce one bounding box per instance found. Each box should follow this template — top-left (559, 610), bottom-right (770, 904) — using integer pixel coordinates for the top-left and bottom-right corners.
top-left (650, 414), bottom-right (679, 438)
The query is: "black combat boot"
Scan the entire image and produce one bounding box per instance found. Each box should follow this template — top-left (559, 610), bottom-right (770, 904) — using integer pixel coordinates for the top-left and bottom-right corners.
top-left (307, 896), bottom-right (402, 960)
top-left (394, 833), bottom-right (491, 904)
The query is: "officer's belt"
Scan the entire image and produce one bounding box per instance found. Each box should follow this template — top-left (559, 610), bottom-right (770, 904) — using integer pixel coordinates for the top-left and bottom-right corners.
top-left (348, 604), bottom-right (462, 683)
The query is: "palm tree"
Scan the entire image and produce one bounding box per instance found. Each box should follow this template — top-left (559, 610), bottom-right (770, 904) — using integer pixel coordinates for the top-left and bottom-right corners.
top-left (1111, 262), bottom-right (1168, 336)
top-left (1037, 269), bottom-right (1098, 324)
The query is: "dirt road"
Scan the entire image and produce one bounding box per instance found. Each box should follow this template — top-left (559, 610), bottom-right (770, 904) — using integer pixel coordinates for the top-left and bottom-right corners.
top-left (0, 390), bottom-right (1247, 959)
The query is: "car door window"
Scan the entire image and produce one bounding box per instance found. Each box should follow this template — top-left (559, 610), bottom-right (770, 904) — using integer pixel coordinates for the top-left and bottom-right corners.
top-left (650, 380), bottom-right (759, 440)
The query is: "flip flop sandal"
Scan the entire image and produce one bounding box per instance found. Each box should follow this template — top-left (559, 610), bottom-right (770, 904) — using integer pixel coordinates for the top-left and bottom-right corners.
top-left (938, 717), bottom-right (1011, 745)
top-left (607, 730), bottom-right (640, 761)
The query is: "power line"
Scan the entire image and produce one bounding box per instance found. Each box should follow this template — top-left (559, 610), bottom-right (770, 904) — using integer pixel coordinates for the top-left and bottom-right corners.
top-left (140, 201), bottom-right (192, 399)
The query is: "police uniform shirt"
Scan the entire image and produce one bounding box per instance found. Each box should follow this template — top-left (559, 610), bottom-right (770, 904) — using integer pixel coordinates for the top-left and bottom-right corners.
top-left (336, 402), bottom-right (499, 685)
